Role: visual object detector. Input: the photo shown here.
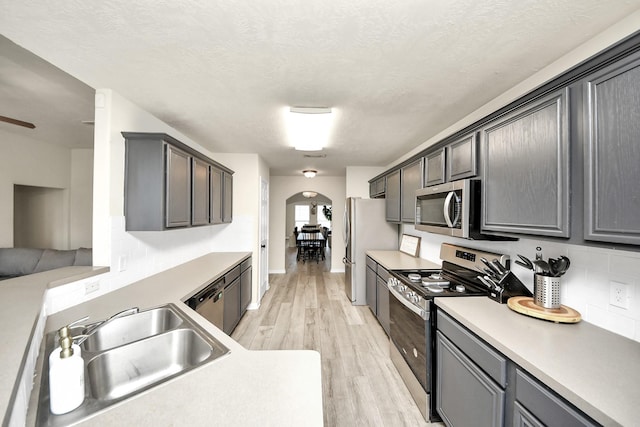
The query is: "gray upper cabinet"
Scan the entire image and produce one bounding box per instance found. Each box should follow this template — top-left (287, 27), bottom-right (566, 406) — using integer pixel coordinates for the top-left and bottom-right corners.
top-left (123, 132), bottom-right (233, 231)
top-left (400, 159), bottom-right (424, 223)
top-left (447, 133), bottom-right (478, 182)
top-left (385, 169), bottom-right (401, 222)
top-left (210, 166), bottom-right (223, 224)
top-left (480, 88), bottom-right (570, 237)
top-left (165, 145), bottom-right (192, 228)
top-left (369, 177), bottom-right (386, 198)
top-left (424, 147), bottom-right (446, 186)
top-left (223, 171), bottom-right (233, 223)
top-left (584, 53), bottom-right (640, 245)
top-left (191, 157), bottom-right (210, 226)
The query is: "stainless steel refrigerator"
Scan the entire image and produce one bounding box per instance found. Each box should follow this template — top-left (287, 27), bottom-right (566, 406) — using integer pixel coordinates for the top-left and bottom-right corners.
top-left (342, 198), bottom-right (398, 305)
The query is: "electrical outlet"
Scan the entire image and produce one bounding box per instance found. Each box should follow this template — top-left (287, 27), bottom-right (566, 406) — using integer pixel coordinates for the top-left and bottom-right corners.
top-left (609, 281), bottom-right (629, 309)
top-left (85, 281), bottom-right (100, 295)
top-left (118, 255), bottom-right (128, 272)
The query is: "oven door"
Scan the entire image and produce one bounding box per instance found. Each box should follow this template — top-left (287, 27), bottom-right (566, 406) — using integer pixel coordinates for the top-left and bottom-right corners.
top-left (388, 286), bottom-right (429, 392)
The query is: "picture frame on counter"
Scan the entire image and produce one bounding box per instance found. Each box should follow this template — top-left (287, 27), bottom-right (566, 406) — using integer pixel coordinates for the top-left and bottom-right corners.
top-left (399, 234), bottom-right (421, 257)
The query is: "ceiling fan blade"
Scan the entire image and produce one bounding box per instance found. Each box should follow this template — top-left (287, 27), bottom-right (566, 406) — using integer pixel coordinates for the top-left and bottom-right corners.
top-left (0, 115), bottom-right (36, 129)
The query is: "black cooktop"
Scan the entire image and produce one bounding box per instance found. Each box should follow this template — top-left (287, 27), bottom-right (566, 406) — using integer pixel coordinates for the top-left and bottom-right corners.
top-left (391, 269), bottom-right (488, 298)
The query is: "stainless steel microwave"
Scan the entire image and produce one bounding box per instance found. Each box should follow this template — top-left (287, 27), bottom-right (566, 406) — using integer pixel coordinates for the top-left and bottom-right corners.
top-left (415, 178), bottom-right (484, 239)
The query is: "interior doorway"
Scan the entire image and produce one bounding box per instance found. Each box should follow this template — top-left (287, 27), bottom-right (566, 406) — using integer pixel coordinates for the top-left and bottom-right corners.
top-left (14, 184), bottom-right (68, 249)
top-left (285, 192), bottom-right (332, 272)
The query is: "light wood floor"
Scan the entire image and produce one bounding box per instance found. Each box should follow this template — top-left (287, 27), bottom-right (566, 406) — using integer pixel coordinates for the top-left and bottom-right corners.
top-left (232, 248), bottom-right (441, 426)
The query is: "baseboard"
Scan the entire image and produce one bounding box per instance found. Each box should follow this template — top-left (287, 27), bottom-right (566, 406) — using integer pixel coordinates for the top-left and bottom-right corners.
top-left (269, 269), bottom-right (286, 274)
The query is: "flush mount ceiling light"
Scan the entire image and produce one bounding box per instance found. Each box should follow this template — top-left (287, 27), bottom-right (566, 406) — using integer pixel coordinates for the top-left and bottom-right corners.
top-left (303, 169), bottom-right (317, 178)
top-left (286, 107), bottom-right (333, 151)
top-left (302, 191), bottom-right (318, 198)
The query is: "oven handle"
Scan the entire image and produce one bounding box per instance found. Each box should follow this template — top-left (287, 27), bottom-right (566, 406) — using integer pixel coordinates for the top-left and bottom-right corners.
top-left (388, 283), bottom-right (428, 320)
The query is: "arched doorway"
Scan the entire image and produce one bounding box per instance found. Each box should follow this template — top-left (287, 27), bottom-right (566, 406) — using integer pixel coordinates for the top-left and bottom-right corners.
top-left (285, 192), bottom-right (332, 271)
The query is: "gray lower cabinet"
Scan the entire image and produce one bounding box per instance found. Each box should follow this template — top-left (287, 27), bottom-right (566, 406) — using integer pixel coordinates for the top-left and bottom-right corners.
top-left (376, 275), bottom-right (390, 335)
top-left (401, 158), bottom-right (424, 223)
top-left (424, 147), bottom-right (446, 186)
top-left (123, 132), bottom-right (233, 231)
top-left (447, 133), bottom-right (478, 182)
top-left (223, 264), bottom-right (241, 335)
top-left (365, 256), bottom-right (391, 336)
top-left (514, 369), bottom-right (597, 427)
top-left (437, 310), bottom-right (598, 427)
top-left (240, 264), bottom-right (252, 315)
top-left (584, 52), bottom-right (640, 245)
top-left (480, 88), bottom-right (570, 237)
top-left (436, 311), bottom-right (506, 427)
top-left (366, 261), bottom-right (377, 315)
top-left (385, 169), bottom-right (401, 222)
top-left (191, 157), bottom-right (210, 226)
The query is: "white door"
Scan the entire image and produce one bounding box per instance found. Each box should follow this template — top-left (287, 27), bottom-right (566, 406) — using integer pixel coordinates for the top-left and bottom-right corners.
top-left (259, 177), bottom-right (269, 298)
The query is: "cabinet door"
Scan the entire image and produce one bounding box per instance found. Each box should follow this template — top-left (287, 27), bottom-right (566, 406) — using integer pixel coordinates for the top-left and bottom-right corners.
top-left (424, 147), bottom-right (446, 186)
top-left (436, 331), bottom-right (505, 427)
top-left (376, 275), bottom-right (390, 335)
top-left (447, 133), bottom-right (478, 182)
top-left (222, 172), bottom-right (233, 223)
top-left (223, 278), bottom-right (241, 335)
top-left (584, 54), bottom-right (640, 245)
top-left (210, 167), bottom-right (223, 224)
top-left (515, 369), bottom-right (598, 427)
top-left (481, 88), bottom-right (570, 237)
top-left (385, 169), bottom-right (401, 222)
top-left (366, 265), bottom-right (377, 315)
top-left (191, 157), bottom-right (210, 226)
top-left (165, 145), bottom-right (191, 228)
top-left (240, 265), bottom-right (252, 314)
top-left (401, 159), bottom-right (424, 223)
top-left (369, 177), bottom-right (386, 198)
top-left (513, 402), bottom-right (545, 427)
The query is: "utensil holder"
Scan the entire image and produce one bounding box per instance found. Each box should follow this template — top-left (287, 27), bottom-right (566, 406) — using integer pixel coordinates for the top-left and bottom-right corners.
top-left (534, 274), bottom-right (561, 309)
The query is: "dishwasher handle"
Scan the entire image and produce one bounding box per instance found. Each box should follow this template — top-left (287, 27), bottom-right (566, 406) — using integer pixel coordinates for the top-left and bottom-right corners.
top-left (189, 279), bottom-right (224, 308)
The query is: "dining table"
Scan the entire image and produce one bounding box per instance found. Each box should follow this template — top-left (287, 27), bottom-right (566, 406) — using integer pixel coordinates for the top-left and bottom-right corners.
top-left (296, 232), bottom-right (326, 262)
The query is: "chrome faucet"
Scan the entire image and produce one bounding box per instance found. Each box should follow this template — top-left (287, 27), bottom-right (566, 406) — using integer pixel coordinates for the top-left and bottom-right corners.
top-left (72, 307), bottom-right (140, 345)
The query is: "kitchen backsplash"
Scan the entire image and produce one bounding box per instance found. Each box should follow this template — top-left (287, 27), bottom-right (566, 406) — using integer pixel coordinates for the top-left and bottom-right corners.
top-left (402, 225), bottom-right (640, 343)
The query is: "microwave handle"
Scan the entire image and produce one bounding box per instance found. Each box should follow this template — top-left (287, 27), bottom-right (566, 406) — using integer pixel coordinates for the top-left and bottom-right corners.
top-left (443, 191), bottom-right (460, 227)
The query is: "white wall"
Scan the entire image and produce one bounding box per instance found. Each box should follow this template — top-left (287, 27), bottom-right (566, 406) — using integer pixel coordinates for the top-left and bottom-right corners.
top-left (0, 131), bottom-right (92, 249)
top-left (13, 185), bottom-right (67, 249)
top-left (70, 149), bottom-right (93, 248)
top-left (346, 166), bottom-right (386, 198)
top-left (269, 176), bottom-right (346, 273)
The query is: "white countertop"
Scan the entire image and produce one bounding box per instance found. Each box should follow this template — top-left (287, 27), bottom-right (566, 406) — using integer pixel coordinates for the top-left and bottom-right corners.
top-left (1, 253), bottom-right (323, 426)
top-left (366, 250), bottom-right (441, 271)
top-left (0, 266), bottom-right (109, 422)
top-left (435, 297), bottom-right (640, 427)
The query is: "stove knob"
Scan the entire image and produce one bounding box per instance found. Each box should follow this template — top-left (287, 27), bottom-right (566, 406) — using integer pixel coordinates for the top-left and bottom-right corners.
top-left (455, 284), bottom-right (466, 293)
top-left (398, 285), bottom-right (406, 292)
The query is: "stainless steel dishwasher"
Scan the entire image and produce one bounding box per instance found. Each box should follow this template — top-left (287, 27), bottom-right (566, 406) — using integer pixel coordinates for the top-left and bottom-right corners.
top-left (187, 278), bottom-right (225, 330)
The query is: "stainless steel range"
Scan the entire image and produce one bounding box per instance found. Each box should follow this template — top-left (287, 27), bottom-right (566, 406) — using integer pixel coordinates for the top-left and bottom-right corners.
top-left (387, 243), bottom-right (513, 422)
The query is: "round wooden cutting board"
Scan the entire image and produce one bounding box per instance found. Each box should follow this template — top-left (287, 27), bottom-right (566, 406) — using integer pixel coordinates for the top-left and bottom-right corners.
top-left (507, 296), bottom-right (581, 323)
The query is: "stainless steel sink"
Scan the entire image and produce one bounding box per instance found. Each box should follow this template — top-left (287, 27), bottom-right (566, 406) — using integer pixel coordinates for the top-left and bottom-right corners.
top-left (87, 329), bottom-right (213, 401)
top-left (81, 306), bottom-right (183, 352)
top-left (37, 303), bottom-right (230, 427)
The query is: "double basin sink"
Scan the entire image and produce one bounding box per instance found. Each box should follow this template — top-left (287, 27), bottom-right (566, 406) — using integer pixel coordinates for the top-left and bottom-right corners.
top-left (37, 303), bottom-right (230, 426)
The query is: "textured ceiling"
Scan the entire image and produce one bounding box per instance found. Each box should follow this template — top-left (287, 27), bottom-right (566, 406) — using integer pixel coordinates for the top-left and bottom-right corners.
top-left (2, 1), bottom-right (640, 176)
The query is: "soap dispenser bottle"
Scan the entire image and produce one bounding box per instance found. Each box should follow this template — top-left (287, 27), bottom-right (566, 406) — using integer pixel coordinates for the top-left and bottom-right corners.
top-left (49, 326), bottom-right (85, 414)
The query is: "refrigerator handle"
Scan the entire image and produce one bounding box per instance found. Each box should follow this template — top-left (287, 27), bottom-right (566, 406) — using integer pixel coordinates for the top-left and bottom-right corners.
top-left (342, 257), bottom-right (354, 265)
top-left (342, 200), bottom-right (350, 248)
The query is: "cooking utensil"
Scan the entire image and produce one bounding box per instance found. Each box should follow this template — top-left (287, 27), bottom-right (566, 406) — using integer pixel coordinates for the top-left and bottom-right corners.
top-left (491, 259), bottom-right (508, 275)
top-left (532, 259), bottom-right (551, 275)
top-left (481, 257), bottom-right (502, 278)
top-left (515, 254), bottom-right (534, 271)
